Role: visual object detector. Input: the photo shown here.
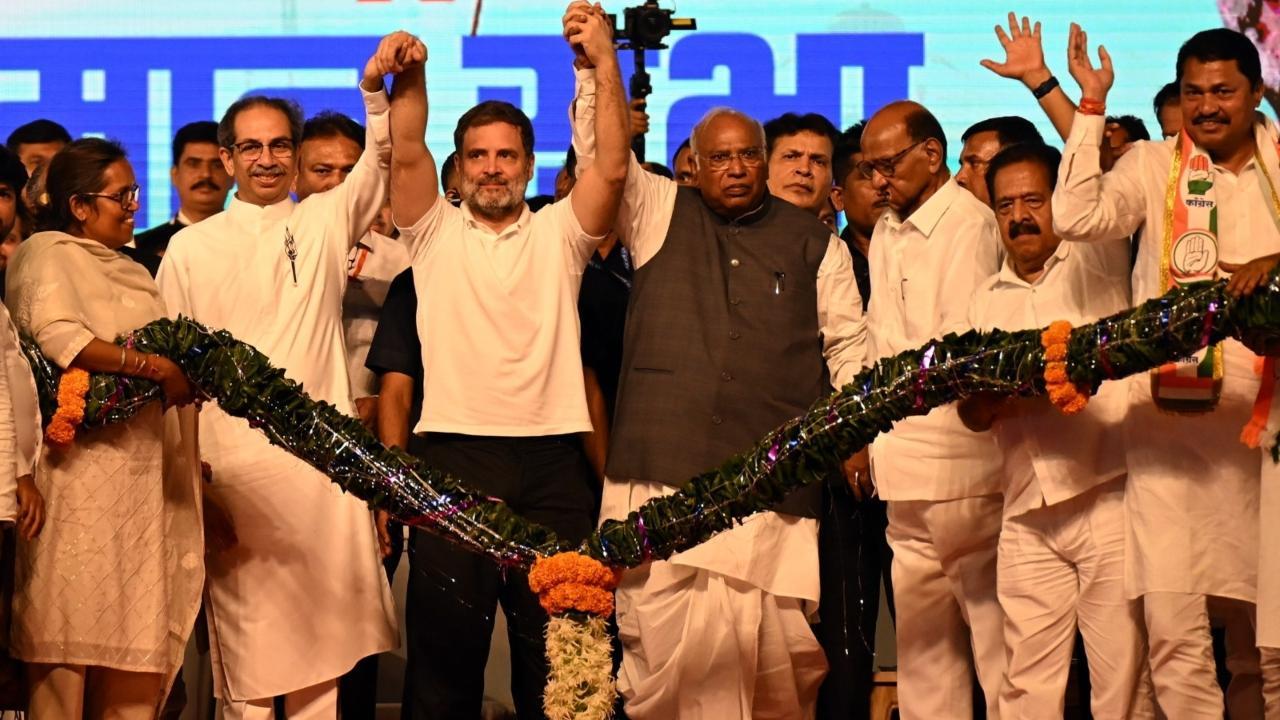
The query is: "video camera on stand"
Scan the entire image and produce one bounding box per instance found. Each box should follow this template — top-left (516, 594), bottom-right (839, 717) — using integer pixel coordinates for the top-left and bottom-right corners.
top-left (606, 1), bottom-right (696, 162)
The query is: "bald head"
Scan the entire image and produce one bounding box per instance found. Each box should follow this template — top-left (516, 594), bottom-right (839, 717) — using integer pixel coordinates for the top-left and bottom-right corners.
top-left (860, 101), bottom-right (949, 218)
top-left (689, 107), bottom-right (769, 219)
top-left (691, 109), bottom-right (766, 155)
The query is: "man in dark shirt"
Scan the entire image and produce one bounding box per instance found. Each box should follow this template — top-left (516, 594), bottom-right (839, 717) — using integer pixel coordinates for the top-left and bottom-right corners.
top-left (818, 119), bottom-right (895, 720)
top-left (834, 121), bottom-right (887, 312)
top-left (126, 121), bottom-right (230, 275)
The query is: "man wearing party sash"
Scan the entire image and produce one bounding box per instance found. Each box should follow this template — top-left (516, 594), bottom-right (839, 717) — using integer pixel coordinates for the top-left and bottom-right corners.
top-left (1053, 27), bottom-right (1280, 716)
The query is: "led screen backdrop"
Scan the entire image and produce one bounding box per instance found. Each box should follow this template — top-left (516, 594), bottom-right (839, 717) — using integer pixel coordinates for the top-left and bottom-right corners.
top-left (2, 0), bottom-right (1274, 228)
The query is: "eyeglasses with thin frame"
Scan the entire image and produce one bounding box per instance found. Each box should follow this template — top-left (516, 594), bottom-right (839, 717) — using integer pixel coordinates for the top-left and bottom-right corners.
top-left (855, 139), bottom-right (927, 180)
top-left (700, 147), bottom-right (765, 171)
top-left (231, 139), bottom-right (295, 161)
top-left (80, 183), bottom-right (141, 208)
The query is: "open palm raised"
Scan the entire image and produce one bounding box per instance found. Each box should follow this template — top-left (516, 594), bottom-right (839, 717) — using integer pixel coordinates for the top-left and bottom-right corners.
top-left (1067, 22), bottom-right (1114, 101)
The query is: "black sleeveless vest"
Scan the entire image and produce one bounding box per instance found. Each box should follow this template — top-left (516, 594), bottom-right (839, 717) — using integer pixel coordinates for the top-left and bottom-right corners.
top-left (605, 189), bottom-right (834, 518)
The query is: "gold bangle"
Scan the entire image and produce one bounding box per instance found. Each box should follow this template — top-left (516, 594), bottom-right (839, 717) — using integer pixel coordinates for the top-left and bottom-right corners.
top-left (118, 346), bottom-right (128, 372)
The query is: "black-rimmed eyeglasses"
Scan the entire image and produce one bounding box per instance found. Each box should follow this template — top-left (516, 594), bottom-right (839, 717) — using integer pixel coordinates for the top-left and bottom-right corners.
top-left (855, 140), bottom-right (927, 180)
top-left (80, 183), bottom-right (140, 208)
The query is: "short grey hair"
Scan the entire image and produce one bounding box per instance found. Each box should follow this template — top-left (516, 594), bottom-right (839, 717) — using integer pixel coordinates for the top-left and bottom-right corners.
top-left (689, 107), bottom-right (766, 157)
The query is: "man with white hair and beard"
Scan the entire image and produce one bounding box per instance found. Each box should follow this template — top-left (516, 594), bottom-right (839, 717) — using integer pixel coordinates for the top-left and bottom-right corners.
top-left (380, 4), bottom-right (630, 717)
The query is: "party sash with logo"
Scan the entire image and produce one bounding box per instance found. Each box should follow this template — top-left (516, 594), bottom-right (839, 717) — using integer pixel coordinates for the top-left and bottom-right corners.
top-left (1155, 120), bottom-right (1280, 441)
top-left (1152, 130), bottom-right (1224, 413)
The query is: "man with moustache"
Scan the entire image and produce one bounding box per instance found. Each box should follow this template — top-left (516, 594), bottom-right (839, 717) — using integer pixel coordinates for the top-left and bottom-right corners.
top-left (1054, 26), bottom-right (1280, 716)
top-left (764, 112), bottom-right (839, 213)
top-left (860, 99), bottom-right (1005, 719)
top-left (128, 121), bottom-right (230, 276)
top-left (381, 4), bottom-right (630, 716)
top-left (954, 115), bottom-right (1044, 207)
top-left (960, 142), bottom-right (1147, 718)
top-left (155, 34), bottom-right (418, 720)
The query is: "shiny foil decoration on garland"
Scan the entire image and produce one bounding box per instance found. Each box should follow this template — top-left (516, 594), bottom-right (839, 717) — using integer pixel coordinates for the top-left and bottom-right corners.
top-left (19, 271), bottom-right (1280, 720)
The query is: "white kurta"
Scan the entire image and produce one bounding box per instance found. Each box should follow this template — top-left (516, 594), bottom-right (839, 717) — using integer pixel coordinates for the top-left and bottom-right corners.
top-left (0, 302), bottom-right (39, 524)
top-left (866, 178), bottom-right (1005, 502)
top-left (1053, 111), bottom-right (1279, 601)
top-left (156, 87), bottom-right (398, 701)
top-left (343, 231), bottom-right (410, 400)
top-left (6, 232), bottom-right (203, 689)
top-left (968, 239), bottom-right (1148, 718)
top-left (967, 238), bottom-right (1133, 518)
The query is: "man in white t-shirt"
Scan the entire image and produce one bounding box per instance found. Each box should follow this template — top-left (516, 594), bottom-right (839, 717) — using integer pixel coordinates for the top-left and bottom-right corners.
top-left (381, 4), bottom-right (629, 717)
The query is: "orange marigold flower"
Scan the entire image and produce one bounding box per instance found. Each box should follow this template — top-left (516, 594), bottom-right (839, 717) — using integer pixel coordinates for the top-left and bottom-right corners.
top-left (538, 583), bottom-right (616, 616)
top-left (529, 552), bottom-right (621, 617)
top-left (44, 368), bottom-right (90, 449)
top-left (1041, 321), bottom-right (1090, 414)
top-left (1062, 394), bottom-right (1089, 414)
top-left (1044, 363), bottom-right (1069, 384)
top-left (1041, 320), bottom-right (1073, 348)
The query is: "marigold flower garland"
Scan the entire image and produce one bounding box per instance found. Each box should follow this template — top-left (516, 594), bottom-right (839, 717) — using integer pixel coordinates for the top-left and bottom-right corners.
top-left (20, 269), bottom-right (1280, 720)
top-left (528, 552), bottom-right (622, 719)
top-left (43, 368), bottom-right (90, 448)
top-left (1042, 320), bottom-right (1089, 414)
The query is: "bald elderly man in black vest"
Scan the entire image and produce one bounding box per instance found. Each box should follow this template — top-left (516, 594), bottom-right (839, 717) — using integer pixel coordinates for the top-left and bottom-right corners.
top-left (571, 67), bottom-right (866, 720)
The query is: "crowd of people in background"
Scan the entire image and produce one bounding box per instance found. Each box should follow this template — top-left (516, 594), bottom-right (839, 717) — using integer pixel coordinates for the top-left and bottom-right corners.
top-left (0, 3), bottom-right (1279, 719)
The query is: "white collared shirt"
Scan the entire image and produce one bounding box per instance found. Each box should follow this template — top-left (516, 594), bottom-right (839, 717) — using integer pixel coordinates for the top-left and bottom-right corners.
top-left (1053, 111), bottom-right (1280, 303)
top-left (400, 196), bottom-right (601, 436)
top-left (344, 231), bottom-right (410, 399)
top-left (866, 177), bottom-right (1006, 502)
top-left (968, 239), bottom-right (1132, 517)
top-left (159, 85), bottom-right (391, 450)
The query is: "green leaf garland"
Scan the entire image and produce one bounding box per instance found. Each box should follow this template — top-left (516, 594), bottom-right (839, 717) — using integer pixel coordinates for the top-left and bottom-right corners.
top-left (21, 272), bottom-right (1280, 570)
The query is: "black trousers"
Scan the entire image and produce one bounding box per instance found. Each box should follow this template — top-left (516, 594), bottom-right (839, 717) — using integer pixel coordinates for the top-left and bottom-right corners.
top-left (402, 433), bottom-right (597, 720)
top-left (813, 477), bottom-right (895, 720)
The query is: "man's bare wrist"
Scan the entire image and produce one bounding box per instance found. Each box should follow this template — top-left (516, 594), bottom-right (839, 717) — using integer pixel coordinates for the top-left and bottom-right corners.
top-left (1022, 67), bottom-right (1053, 90)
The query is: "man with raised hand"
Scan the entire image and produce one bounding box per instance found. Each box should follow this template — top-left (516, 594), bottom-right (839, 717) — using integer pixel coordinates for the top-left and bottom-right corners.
top-left (383, 3), bottom-right (628, 716)
top-left (155, 33), bottom-right (418, 720)
top-left (1053, 26), bottom-right (1280, 716)
top-left (570, 9), bottom-right (865, 718)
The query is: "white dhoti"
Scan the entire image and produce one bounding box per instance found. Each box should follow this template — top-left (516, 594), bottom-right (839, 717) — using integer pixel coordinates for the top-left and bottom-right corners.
top-left (603, 479), bottom-right (826, 720)
top-left (885, 494), bottom-right (1004, 720)
top-left (998, 478), bottom-right (1150, 719)
top-left (1122, 346), bottom-right (1261, 717)
top-left (1258, 450), bottom-right (1280, 717)
top-left (202, 407), bottom-right (398, 705)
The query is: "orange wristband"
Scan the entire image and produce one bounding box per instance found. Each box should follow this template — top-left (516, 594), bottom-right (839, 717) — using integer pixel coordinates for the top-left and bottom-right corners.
top-left (1079, 97), bottom-right (1106, 116)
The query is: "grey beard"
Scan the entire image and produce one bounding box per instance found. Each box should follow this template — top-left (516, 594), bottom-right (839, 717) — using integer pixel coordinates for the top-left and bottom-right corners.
top-left (462, 179), bottom-right (528, 220)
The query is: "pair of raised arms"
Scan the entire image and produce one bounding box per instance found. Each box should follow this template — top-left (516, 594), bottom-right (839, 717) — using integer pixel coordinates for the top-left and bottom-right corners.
top-left (980, 13), bottom-right (1116, 140)
top-left (361, 2), bottom-right (626, 237)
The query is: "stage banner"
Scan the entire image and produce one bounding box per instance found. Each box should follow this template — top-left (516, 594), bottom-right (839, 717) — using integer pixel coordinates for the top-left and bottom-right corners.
top-left (2, 0), bottom-right (1270, 227)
